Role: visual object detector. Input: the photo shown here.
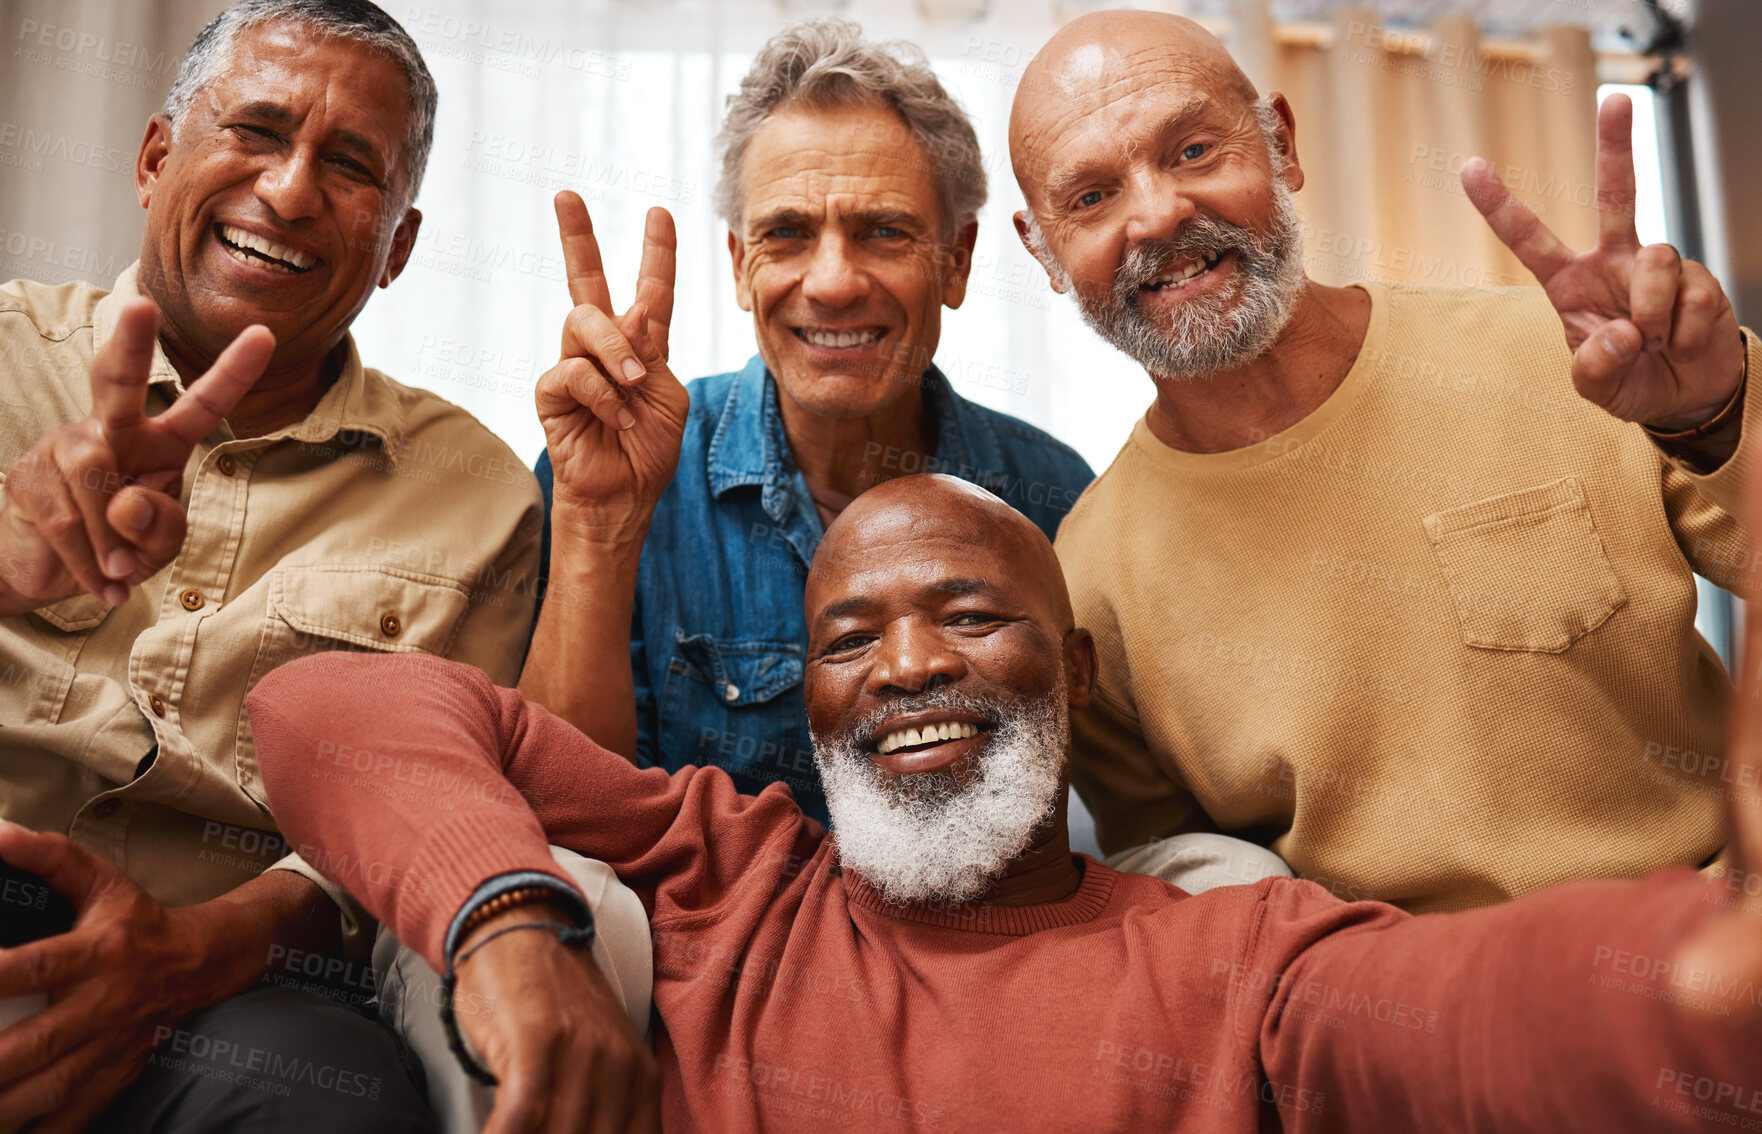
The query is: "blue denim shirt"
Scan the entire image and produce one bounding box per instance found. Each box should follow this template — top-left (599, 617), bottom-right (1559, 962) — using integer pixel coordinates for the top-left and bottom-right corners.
top-left (534, 355), bottom-right (1094, 824)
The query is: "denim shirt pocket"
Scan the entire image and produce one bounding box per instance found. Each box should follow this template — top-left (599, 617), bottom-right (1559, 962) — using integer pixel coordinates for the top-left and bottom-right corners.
top-left (657, 632), bottom-right (815, 794)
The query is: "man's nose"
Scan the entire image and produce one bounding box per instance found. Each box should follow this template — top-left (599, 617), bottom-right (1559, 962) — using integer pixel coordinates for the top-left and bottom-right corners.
top-left (800, 232), bottom-right (869, 309)
top-left (255, 150), bottom-right (324, 222)
top-left (1122, 170), bottom-right (1197, 247)
top-left (871, 623), bottom-right (965, 695)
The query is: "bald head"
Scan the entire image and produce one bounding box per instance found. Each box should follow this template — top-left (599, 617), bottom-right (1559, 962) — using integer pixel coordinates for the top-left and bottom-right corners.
top-left (1010, 10), bottom-right (1258, 197)
top-left (808, 474), bottom-right (1074, 636)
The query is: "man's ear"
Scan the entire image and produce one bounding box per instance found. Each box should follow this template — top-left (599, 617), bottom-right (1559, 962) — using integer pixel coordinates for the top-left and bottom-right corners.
top-left (1264, 91), bottom-right (1305, 194)
top-left (379, 208), bottom-right (422, 288)
top-left (1014, 210), bottom-right (1067, 294)
top-left (136, 114), bottom-right (173, 209)
top-left (1063, 628), bottom-right (1097, 711)
top-left (727, 229), bottom-right (753, 312)
top-left (941, 220), bottom-right (980, 310)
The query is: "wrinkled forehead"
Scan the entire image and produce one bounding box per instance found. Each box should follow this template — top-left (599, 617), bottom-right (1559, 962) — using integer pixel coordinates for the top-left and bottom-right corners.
top-left (804, 487), bottom-right (1066, 636)
top-left (208, 22), bottom-right (412, 130)
top-left (808, 506), bottom-right (1010, 605)
top-left (1013, 37), bottom-right (1252, 191)
top-left (741, 104), bottom-right (936, 211)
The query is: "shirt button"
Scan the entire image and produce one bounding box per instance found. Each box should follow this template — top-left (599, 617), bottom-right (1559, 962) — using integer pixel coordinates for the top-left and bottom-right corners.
top-left (93, 799), bottom-right (120, 820)
top-left (217, 454), bottom-right (237, 476)
top-left (148, 694), bottom-right (165, 717)
top-left (724, 683), bottom-right (741, 703)
top-left (380, 612), bottom-right (402, 637)
top-left (180, 588), bottom-right (204, 611)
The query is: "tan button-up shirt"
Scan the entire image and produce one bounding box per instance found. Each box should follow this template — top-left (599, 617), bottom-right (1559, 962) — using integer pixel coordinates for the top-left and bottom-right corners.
top-left (0, 265), bottom-right (542, 945)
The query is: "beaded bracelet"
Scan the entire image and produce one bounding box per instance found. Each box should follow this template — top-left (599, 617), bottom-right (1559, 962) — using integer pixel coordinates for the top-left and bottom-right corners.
top-left (440, 918), bottom-right (597, 1085)
top-left (454, 885), bottom-right (562, 943)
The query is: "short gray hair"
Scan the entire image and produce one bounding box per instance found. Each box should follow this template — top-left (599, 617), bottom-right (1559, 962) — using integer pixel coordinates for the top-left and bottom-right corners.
top-left (715, 18), bottom-right (986, 238)
top-left (162, 0), bottom-right (436, 205)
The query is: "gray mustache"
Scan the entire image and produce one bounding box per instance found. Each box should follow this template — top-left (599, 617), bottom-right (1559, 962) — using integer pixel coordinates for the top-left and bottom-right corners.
top-left (843, 686), bottom-right (1000, 749)
top-left (1114, 217), bottom-right (1258, 304)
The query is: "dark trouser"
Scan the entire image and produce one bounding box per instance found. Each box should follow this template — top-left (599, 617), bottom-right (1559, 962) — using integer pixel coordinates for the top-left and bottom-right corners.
top-left (89, 985), bottom-right (435, 1133)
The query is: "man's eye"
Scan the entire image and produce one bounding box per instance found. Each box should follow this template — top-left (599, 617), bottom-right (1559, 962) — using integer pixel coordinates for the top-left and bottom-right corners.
top-left (1181, 143), bottom-right (1207, 161)
top-left (827, 634), bottom-right (874, 654)
top-left (329, 155), bottom-right (372, 178)
top-left (873, 226), bottom-right (905, 239)
top-left (1077, 190), bottom-right (1104, 208)
top-left (950, 612), bottom-right (997, 629)
top-left (232, 124), bottom-right (278, 141)
top-left (767, 226), bottom-right (804, 240)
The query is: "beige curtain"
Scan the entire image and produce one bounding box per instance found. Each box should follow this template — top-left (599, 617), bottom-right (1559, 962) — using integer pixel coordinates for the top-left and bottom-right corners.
top-left (1236, 4), bottom-right (1600, 292)
top-left (0, 0), bottom-right (225, 288)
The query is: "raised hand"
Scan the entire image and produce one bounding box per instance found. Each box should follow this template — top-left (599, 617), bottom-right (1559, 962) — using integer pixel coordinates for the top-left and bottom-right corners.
top-left (1462, 93), bottom-right (1744, 432)
top-left (0, 299), bottom-right (273, 614)
top-left (536, 191), bottom-right (688, 545)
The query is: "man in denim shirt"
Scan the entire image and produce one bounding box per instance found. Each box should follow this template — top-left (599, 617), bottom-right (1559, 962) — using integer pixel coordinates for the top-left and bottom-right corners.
top-left (527, 20), bottom-right (1092, 823)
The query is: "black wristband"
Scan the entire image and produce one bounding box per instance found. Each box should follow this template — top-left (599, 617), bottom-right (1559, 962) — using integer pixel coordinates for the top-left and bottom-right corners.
top-left (439, 918), bottom-right (597, 1086)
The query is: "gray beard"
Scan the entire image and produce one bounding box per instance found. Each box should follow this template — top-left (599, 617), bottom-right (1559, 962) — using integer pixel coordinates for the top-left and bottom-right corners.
top-left (1069, 179), bottom-right (1307, 380)
top-left (812, 683), bottom-right (1069, 906)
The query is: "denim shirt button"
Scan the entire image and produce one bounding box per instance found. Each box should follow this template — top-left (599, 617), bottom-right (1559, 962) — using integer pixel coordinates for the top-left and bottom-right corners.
top-left (723, 683), bottom-right (741, 703)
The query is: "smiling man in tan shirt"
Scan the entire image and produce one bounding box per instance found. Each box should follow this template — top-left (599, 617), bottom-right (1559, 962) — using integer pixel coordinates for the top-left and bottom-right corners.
top-left (0, 2), bottom-right (537, 1130)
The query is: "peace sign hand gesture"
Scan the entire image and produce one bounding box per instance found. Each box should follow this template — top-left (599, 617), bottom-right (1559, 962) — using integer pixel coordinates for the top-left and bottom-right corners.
top-left (1462, 93), bottom-right (1745, 433)
top-left (0, 299), bottom-right (273, 616)
top-left (536, 191), bottom-right (688, 546)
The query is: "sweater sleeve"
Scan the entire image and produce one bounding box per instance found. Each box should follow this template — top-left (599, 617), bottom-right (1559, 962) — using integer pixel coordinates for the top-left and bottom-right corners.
top-left (1254, 869), bottom-right (1762, 1132)
top-left (1658, 327), bottom-right (1762, 596)
top-left (246, 650), bottom-right (819, 971)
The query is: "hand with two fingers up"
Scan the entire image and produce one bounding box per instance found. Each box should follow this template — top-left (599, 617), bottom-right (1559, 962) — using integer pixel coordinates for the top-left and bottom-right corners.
top-left (0, 298), bottom-right (273, 616)
top-left (537, 191), bottom-right (689, 547)
top-left (1462, 92), bottom-right (1747, 456)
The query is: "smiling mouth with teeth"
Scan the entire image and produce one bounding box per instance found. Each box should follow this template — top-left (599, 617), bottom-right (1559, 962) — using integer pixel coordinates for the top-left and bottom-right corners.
top-left (796, 327), bottom-right (885, 349)
top-left (874, 720), bottom-right (986, 755)
top-left (216, 224), bottom-right (318, 273)
top-left (1142, 250), bottom-right (1224, 292)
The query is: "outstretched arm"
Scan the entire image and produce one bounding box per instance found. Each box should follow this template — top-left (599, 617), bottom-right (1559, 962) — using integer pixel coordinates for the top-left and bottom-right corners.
top-left (1258, 463), bottom-right (1762, 1131)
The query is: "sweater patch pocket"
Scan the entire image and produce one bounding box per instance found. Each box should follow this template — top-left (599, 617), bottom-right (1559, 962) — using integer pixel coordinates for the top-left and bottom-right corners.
top-left (1422, 477), bottom-right (1627, 654)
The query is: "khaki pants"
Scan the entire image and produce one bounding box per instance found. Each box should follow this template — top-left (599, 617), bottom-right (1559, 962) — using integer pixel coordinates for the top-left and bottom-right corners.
top-left (373, 847), bottom-right (654, 1134)
top-left (1106, 833), bottom-right (1293, 893)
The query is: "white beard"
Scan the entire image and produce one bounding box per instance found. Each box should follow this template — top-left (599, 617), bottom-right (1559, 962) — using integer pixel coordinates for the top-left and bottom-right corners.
top-left (812, 682), bottom-right (1069, 906)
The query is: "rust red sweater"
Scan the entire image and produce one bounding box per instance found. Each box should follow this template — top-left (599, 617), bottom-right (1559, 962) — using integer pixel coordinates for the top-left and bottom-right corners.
top-left (250, 653), bottom-right (1761, 1132)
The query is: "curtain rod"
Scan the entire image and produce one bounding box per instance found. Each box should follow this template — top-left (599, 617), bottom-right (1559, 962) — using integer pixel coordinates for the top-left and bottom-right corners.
top-left (1188, 18), bottom-right (1690, 85)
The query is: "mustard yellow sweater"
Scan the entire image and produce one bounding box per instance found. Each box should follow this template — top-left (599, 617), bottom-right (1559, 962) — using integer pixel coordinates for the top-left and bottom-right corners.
top-left (1059, 282), bottom-right (1762, 913)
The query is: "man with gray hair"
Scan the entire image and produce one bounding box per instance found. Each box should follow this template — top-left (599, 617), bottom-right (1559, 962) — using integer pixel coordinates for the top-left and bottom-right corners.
top-left (527, 17), bottom-right (1094, 825)
top-left (0, 0), bottom-right (540, 1128)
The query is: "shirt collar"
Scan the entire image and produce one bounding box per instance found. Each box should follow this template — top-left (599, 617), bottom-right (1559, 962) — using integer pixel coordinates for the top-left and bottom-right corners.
top-left (705, 354), bottom-right (1005, 500)
top-left (93, 262), bottom-right (407, 462)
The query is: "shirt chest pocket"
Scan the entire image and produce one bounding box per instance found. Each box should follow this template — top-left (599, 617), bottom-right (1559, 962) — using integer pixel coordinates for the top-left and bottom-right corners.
top-left (1421, 477), bottom-right (1628, 654)
top-left (235, 565), bottom-right (473, 805)
top-left (657, 633), bottom-right (810, 780)
top-left (17, 595), bottom-right (114, 724)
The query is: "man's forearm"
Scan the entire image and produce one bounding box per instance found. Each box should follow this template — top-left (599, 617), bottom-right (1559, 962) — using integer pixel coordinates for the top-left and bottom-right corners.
top-left (178, 869), bottom-right (344, 1006)
top-left (1262, 871), bottom-right (1756, 1131)
top-left (520, 517), bottom-right (645, 760)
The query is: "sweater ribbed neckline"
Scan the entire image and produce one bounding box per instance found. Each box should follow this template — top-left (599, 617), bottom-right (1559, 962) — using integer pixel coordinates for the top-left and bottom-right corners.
top-left (1126, 280), bottom-right (1391, 476)
top-left (843, 856), bottom-right (1117, 936)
